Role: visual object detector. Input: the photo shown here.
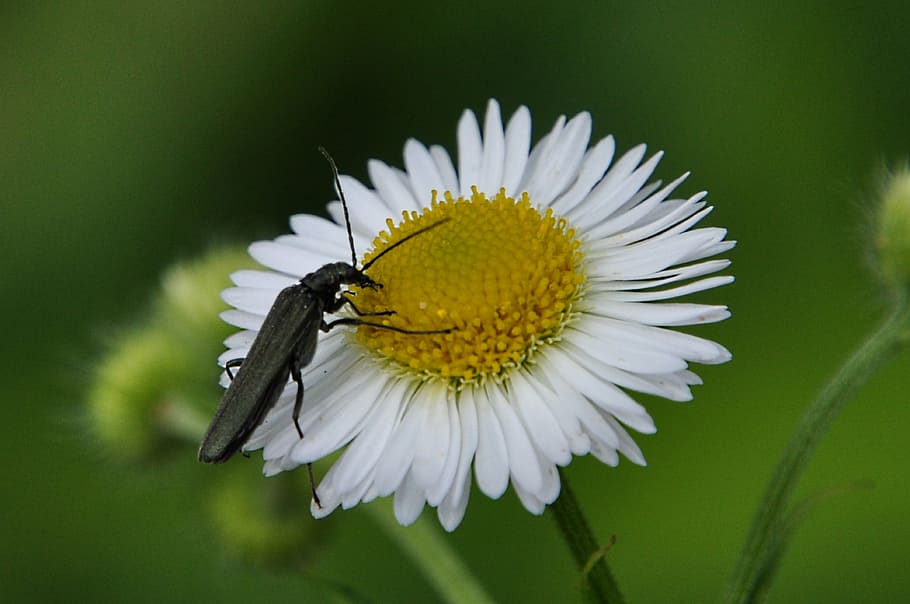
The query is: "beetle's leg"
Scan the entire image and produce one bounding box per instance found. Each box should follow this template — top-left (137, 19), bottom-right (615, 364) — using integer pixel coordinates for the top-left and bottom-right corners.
top-left (333, 292), bottom-right (395, 318)
top-left (225, 358), bottom-right (244, 380)
top-left (307, 463), bottom-right (322, 508)
top-left (323, 316), bottom-right (453, 335)
top-left (286, 353), bottom-right (318, 504)
top-left (289, 360), bottom-right (305, 439)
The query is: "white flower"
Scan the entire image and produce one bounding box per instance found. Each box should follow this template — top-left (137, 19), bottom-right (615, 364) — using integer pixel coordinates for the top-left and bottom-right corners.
top-left (219, 99), bottom-right (734, 531)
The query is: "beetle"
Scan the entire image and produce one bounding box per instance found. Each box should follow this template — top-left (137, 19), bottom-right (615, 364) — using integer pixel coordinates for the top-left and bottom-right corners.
top-left (198, 148), bottom-right (450, 473)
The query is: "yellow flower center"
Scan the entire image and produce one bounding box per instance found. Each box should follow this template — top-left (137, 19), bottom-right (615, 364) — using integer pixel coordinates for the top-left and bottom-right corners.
top-left (351, 187), bottom-right (585, 384)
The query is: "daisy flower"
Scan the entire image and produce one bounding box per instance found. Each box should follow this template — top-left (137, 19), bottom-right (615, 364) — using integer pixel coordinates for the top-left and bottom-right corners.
top-left (219, 99), bottom-right (734, 531)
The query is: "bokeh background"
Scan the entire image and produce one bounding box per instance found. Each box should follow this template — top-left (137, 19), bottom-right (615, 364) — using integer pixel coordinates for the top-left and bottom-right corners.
top-left (3, 2), bottom-right (909, 602)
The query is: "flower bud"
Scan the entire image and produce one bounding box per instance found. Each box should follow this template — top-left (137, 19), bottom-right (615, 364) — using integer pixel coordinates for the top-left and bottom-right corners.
top-left (876, 166), bottom-right (910, 289)
top-left (86, 247), bottom-right (252, 461)
top-left (87, 328), bottom-right (190, 460)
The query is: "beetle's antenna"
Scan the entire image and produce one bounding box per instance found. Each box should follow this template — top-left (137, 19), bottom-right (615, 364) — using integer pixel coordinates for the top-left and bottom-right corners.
top-left (318, 147), bottom-right (358, 267)
top-left (361, 218), bottom-right (450, 272)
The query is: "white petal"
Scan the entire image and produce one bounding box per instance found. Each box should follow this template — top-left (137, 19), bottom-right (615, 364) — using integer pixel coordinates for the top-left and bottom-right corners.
top-left (324, 379), bottom-right (407, 492)
top-left (221, 286), bottom-right (279, 316)
top-left (288, 367), bottom-right (386, 463)
top-left (262, 410), bottom-right (306, 463)
top-left (246, 335), bottom-right (355, 451)
top-left (248, 241), bottom-right (330, 277)
top-left (592, 259), bottom-right (732, 295)
top-left (590, 276), bottom-right (733, 303)
top-left (473, 393), bottom-right (510, 498)
top-left (573, 144), bottom-right (648, 223)
top-left (341, 468), bottom-right (375, 510)
top-left (429, 145), bottom-right (459, 194)
top-left (368, 159), bottom-right (419, 214)
top-left (285, 214), bottom-right (350, 260)
top-left (509, 371), bottom-right (572, 465)
top-left (590, 440), bottom-right (619, 466)
top-left (324, 200), bottom-right (376, 257)
top-left (572, 152), bottom-right (664, 232)
top-left (524, 112), bottom-right (591, 204)
top-left (373, 396), bottom-right (427, 496)
top-left (584, 179), bottom-right (697, 243)
top-left (512, 453), bottom-right (560, 512)
top-left (264, 457), bottom-right (289, 477)
top-left (537, 458), bottom-right (561, 503)
top-left (477, 99), bottom-right (505, 194)
top-left (603, 413), bottom-right (647, 465)
top-left (558, 339), bottom-right (694, 401)
top-left (501, 105), bottom-right (531, 196)
top-left (513, 482), bottom-right (546, 515)
top-left (590, 230), bottom-right (731, 282)
top-left (550, 135), bottom-right (616, 216)
top-left (589, 275), bottom-right (734, 302)
top-left (486, 383), bottom-right (543, 495)
top-left (536, 351), bottom-right (623, 450)
top-left (519, 366), bottom-right (590, 455)
top-left (582, 313), bottom-right (732, 365)
top-left (637, 200), bottom-right (716, 244)
top-left (289, 213), bottom-right (347, 243)
top-left (230, 269), bottom-right (297, 290)
top-left (410, 387), bottom-right (451, 494)
top-left (437, 390), bottom-right (478, 531)
top-left (591, 300), bottom-right (731, 326)
top-left (554, 346), bottom-right (656, 434)
top-left (438, 465), bottom-right (471, 532)
top-left (518, 114), bottom-right (565, 196)
top-left (223, 329), bottom-right (257, 350)
top-left (393, 472), bottom-right (426, 526)
top-left (312, 453), bottom-right (357, 513)
top-left (606, 196), bottom-right (709, 248)
top-left (457, 107), bottom-right (482, 197)
top-left (404, 139), bottom-right (445, 207)
top-left (360, 479), bottom-right (381, 506)
top-left (564, 325), bottom-right (687, 375)
top-left (220, 308), bottom-right (264, 331)
top-left (427, 393), bottom-right (462, 506)
top-left (311, 482), bottom-right (340, 518)
top-left (334, 175), bottom-right (394, 237)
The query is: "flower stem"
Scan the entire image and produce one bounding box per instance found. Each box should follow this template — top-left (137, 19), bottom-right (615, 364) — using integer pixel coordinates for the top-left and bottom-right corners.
top-left (366, 504), bottom-right (496, 604)
top-left (724, 291), bottom-right (910, 603)
top-left (551, 468), bottom-right (626, 604)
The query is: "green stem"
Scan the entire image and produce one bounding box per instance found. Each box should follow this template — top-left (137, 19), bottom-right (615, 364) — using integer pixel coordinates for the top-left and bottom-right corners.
top-left (550, 468), bottom-right (625, 604)
top-left (724, 291), bottom-right (910, 603)
top-left (366, 504), bottom-right (496, 604)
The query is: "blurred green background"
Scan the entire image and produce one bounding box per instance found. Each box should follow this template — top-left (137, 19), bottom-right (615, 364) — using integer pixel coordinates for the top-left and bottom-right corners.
top-left (3, 2), bottom-right (909, 602)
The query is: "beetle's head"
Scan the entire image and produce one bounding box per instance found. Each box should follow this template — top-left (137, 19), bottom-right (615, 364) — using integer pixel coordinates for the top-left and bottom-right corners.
top-left (354, 271), bottom-right (382, 291)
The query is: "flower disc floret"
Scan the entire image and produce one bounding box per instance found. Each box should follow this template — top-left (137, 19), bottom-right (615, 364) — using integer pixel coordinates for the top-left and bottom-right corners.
top-left (353, 187), bottom-right (585, 382)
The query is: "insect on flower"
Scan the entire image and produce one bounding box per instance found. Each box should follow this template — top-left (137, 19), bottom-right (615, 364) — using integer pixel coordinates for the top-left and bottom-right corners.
top-left (198, 149), bottom-right (452, 496)
top-left (213, 101), bottom-right (735, 530)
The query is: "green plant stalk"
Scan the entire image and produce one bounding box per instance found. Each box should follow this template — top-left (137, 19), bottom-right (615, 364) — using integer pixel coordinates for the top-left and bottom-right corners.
top-left (550, 469), bottom-right (625, 604)
top-left (724, 291), bottom-right (910, 603)
top-left (366, 504), bottom-right (495, 604)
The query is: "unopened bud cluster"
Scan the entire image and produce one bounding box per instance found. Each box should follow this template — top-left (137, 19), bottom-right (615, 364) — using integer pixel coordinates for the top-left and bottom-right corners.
top-left (875, 167), bottom-right (910, 290)
top-left (87, 247), bottom-right (251, 460)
